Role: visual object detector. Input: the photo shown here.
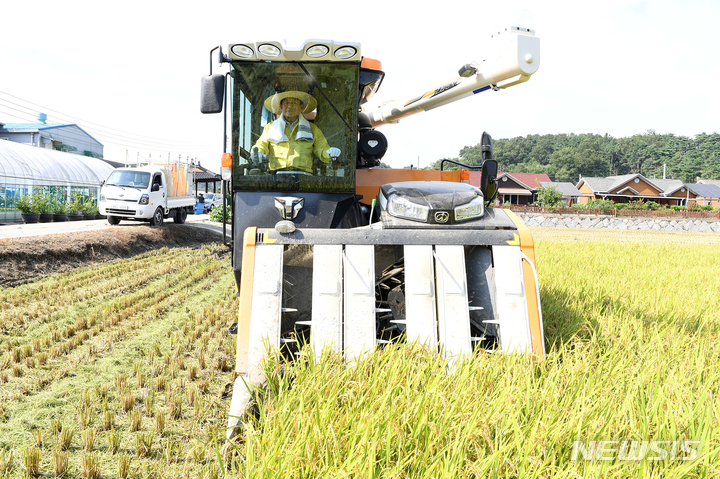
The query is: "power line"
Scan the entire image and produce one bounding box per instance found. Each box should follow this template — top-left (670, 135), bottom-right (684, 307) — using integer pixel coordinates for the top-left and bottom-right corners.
top-left (0, 108), bottom-right (220, 164)
top-left (0, 102), bottom-right (217, 152)
top-left (0, 90), bottom-right (213, 146)
top-left (0, 107), bottom-right (220, 153)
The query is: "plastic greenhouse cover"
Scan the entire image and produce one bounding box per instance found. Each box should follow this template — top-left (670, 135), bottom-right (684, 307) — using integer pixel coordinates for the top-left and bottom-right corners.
top-left (0, 141), bottom-right (113, 186)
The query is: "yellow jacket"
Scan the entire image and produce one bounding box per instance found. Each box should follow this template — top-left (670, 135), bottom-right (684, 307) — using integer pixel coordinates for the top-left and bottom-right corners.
top-left (253, 119), bottom-right (332, 173)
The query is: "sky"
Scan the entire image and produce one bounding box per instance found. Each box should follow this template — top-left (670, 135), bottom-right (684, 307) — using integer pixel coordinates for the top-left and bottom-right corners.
top-left (1, 0), bottom-right (718, 173)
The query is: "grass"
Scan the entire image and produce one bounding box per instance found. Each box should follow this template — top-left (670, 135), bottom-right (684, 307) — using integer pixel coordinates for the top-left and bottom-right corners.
top-left (0, 228), bottom-right (718, 477)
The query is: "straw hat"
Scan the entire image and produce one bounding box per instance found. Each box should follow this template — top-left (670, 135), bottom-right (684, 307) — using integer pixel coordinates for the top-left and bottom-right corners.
top-left (264, 91), bottom-right (317, 115)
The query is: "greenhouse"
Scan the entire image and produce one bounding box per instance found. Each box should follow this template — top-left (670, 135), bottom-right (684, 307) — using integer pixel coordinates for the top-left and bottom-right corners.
top-left (0, 140), bottom-right (113, 224)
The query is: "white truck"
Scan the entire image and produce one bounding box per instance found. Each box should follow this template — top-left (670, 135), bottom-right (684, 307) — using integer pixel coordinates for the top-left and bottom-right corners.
top-left (99, 164), bottom-right (196, 226)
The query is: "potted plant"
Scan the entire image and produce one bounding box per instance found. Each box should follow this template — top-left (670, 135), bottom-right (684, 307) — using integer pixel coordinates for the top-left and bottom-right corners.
top-left (33, 192), bottom-right (54, 223)
top-left (15, 194), bottom-right (40, 223)
top-left (52, 198), bottom-right (68, 222)
top-left (66, 196), bottom-right (83, 221)
top-left (82, 199), bottom-right (95, 220)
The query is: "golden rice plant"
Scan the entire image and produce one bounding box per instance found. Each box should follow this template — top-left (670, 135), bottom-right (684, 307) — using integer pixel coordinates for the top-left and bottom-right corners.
top-left (198, 351), bottom-right (206, 370)
top-left (106, 430), bottom-right (120, 455)
top-left (154, 410), bottom-right (165, 435)
top-left (51, 418), bottom-right (63, 436)
top-left (129, 411), bottom-right (142, 433)
top-left (36, 352), bottom-right (48, 365)
top-left (52, 449), bottom-right (69, 477)
top-left (80, 452), bottom-right (100, 479)
top-left (77, 406), bottom-right (91, 429)
top-left (115, 374), bottom-right (126, 399)
top-left (201, 464), bottom-right (219, 479)
top-left (187, 364), bottom-right (198, 381)
top-left (134, 434), bottom-right (153, 459)
top-left (102, 410), bottom-right (115, 431)
top-left (120, 393), bottom-right (134, 413)
top-left (155, 376), bottom-right (166, 392)
top-left (81, 429), bottom-right (96, 451)
top-left (163, 439), bottom-right (180, 464)
top-left (58, 427), bottom-right (74, 451)
top-left (94, 383), bottom-right (108, 401)
top-left (22, 446), bottom-right (40, 478)
top-left (117, 455), bottom-right (130, 479)
top-left (0, 449), bottom-right (14, 476)
top-left (196, 379), bottom-right (208, 394)
top-left (31, 428), bottom-right (42, 448)
top-left (169, 395), bottom-right (182, 420)
top-left (80, 389), bottom-right (92, 408)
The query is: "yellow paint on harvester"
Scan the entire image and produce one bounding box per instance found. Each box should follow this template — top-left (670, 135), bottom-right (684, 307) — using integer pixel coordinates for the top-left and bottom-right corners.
top-left (506, 233), bottom-right (520, 246)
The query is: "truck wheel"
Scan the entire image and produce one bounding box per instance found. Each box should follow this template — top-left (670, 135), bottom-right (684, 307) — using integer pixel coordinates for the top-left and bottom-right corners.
top-left (174, 207), bottom-right (187, 224)
top-left (150, 207), bottom-right (164, 227)
top-left (107, 215), bottom-right (121, 225)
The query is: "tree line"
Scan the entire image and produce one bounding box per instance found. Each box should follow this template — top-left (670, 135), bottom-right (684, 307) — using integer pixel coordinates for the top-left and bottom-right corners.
top-left (427, 130), bottom-right (720, 183)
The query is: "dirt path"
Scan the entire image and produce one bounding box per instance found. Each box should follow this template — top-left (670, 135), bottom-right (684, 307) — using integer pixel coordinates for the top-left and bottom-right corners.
top-left (0, 223), bottom-right (224, 288)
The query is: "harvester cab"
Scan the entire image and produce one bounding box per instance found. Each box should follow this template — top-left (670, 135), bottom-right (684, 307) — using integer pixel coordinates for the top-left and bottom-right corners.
top-left (200, 20), bottom-right (544, 437)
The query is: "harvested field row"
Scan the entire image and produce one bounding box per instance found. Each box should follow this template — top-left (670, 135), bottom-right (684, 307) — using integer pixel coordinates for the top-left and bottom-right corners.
top-left (0, 243), bottom-right (237, 478)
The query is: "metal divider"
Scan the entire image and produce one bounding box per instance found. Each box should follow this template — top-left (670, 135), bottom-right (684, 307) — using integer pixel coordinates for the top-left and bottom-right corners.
top-left (247, 244), bottom-right (284, 384)
top-left (491, 245), bottom-right (532, 353)
top-left (403, 245), bottom-right (438, 348)
top-left (310, 245), bottom-right (344, 361)
top-left (434, 245), bottom-right (472, 365)
top-left (343, 245), bottom-right (376, 362)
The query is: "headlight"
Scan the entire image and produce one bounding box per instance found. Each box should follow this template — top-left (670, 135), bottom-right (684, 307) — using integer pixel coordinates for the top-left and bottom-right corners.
top-left (306, 44), bottom-right (329, 58)
top-left (258, 44), bottom-right (281, 57)
top-left (387, 195), bottom-right (429, 222)
top-left (139, 194), bottom-right (149, 205)
top-left (334, 46), bottom-right (357, 60)
top-left (231, 44), bottom-right (254, 59)
top-left (454, 196), bottom-right (484, 221)
top-left (100, 194), bottom-right (105, 202)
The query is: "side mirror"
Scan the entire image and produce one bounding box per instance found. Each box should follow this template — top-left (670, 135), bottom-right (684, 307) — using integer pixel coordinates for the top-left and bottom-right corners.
top-left (200, 74), bottom-right (225, 114)
top-left (481, 159), bottom-right (498, 205)
top-left (151, 183), bottom-right (160, 192)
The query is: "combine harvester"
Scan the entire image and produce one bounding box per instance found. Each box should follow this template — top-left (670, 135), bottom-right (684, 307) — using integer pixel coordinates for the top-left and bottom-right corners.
top-left (200, 16), bottom-right (545, 437)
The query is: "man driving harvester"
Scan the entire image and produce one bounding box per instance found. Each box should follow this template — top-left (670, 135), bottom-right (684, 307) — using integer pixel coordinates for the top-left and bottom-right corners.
top-left (251, 91), bottom-right (341, 174)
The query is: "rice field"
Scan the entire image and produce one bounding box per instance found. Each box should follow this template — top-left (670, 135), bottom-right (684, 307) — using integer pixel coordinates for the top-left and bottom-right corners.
top-left (0, 245), bottom-right (237, 478)
top-left (1, 228), bottom-right (719, 478)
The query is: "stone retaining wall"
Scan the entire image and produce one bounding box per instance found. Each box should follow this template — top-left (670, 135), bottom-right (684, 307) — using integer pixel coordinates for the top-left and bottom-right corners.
top-left (516, 213), bottom-right (720, 233)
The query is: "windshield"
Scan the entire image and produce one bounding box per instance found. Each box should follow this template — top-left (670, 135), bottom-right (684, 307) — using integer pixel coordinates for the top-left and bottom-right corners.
top-left (230, 61), bottom-right (358, 194)
top-left (105, 170), bottom-right (150, 189)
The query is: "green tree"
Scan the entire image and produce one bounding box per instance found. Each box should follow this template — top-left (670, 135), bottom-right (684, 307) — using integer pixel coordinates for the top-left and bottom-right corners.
top-left (536, 185), bottom-right (563, 207)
